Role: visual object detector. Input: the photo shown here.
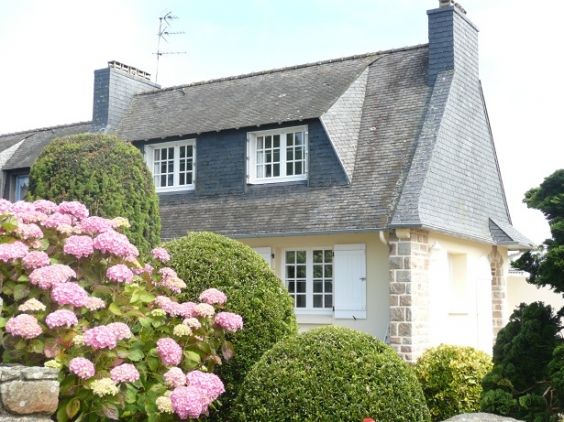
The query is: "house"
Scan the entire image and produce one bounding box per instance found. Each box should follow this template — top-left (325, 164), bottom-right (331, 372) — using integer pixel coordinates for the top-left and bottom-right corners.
top-left (0, 1), bottom-right (533, 362)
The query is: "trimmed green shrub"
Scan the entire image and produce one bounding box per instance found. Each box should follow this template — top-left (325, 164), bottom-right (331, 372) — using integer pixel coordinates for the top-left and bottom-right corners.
top-left (480, 302), bottom-right (563, 421)
top-left (163, 232), bottom-right (298, 420)
top-left (28, 133), bottom-right (160, 255)
top-left (414, 344), bottom-right (493, 421)
top-left (232, 326), bottom-right (431, 422)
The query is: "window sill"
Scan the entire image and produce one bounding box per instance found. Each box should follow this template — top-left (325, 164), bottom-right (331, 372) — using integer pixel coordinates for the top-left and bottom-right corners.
top-left (296, 314), bottom-right (333, 325)
top-left (156, 187), bottom-right (195, 195)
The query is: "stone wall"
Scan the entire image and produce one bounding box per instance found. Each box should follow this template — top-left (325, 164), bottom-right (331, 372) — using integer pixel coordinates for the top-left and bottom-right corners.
top-left (489, 246), bottom-right (506, 339)
top-left (388, 228), bottom-right (431, 362)
top-left (0, 366), bottom-right (58, 421)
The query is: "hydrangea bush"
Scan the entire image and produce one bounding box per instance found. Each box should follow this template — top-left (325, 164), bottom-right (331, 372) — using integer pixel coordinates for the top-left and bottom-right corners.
top-left (0, 199), bottom-right (242, 421)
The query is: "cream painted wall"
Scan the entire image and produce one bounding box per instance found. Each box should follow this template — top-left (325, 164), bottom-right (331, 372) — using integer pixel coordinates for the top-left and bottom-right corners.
top-left (507, 274), bottom-right (564, 316)
top-left (427, 233), bottom-right (501, 354)
top-left (241, 232), bottom-right (390, 340)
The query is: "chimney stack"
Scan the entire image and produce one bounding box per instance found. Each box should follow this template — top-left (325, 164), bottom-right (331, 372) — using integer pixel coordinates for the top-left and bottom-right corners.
top-left (90, 61), bottom-right (160, 134)
top-left (427, 1), bottom-right (478, 86)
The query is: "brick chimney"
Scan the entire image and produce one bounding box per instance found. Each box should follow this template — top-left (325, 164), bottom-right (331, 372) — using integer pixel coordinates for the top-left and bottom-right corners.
top-left (427, 1), bottom-right (478, 86)
top-left (90, 61), bottom-right (160, 133)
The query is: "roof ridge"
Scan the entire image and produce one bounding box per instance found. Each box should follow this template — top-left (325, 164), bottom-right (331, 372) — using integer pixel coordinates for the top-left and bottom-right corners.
top-left (0, 121), bottom-right (92, 138)
top-left (138, 43), bottom-right (429, 96)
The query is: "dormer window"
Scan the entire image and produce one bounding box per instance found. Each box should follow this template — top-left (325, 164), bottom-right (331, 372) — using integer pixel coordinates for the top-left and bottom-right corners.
top-left (146, 139), bottom-right (196, 193)
top-left (247, 126), bottom-right (308, 184)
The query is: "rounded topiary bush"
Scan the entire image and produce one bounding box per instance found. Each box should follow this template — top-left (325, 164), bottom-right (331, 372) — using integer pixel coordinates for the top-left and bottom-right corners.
top-left (28, 133), bottom-right (160, 255)
top-left (163, 232), bottom-right (298, 420)
top-left (413, 344), bottom-right (493, 421)
top-left (232, 326), bottom-right (431, 422)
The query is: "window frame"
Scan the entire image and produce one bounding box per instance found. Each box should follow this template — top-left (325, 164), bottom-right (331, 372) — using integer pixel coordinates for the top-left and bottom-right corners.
top-left (283, 247), bottom-right (334, 315)
top-left (145, 139), bottom-right (196, 193)
top-left (15, 174), bottom-right (30, 201)
top-left (247, 125), bottom-right (308, 184)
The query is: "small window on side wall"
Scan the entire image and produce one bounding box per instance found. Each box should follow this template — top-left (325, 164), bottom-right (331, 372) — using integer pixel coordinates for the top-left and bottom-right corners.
top-left (145, 139), bottom-right (196, 193)
top-left (16, 175), bottom-right (29, 201)
top-left (247, 126), bottom-right (308, 184)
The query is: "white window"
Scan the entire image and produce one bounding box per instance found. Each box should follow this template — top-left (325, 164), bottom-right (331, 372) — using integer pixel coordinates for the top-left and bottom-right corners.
top-left (284, 248), bottom-right (333, 314)
top-left (146, 140), bottom-right (196, 193)
top-left (247, 126), bottom-right (308, 184)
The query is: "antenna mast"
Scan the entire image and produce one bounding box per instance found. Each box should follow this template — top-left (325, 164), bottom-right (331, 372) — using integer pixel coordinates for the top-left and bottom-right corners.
top-left (154, 11), bottom-right (186, 83)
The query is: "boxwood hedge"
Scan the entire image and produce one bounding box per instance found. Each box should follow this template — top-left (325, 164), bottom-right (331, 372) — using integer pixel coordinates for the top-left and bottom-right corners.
top-left (232, 326), bottom-right (431, 422)
top-left (163, 232), bottom-right (298, 420)
top-left (28, 133), bottom-right (160, 254)
top-left (414, 344), bottom-right (493, 421)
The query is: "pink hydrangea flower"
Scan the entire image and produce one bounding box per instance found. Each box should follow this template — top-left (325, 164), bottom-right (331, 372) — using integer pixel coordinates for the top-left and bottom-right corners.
top-left (133, 263), bottom-right (153, 275)
top-left (186, 370), bottom-right (225, 401)
top-left (107, 322), bottom-right (132, 340)
top-left (159, 267), bottom-right (178, 279)
top-left (69, 357), bottom-right (96, 379)
top-left (15, 223), bottom-right (44, 240)
top-left (199, 288), bottom-right (227, 305)
top-left (164, 367), bottom-right (186, 388)
top-left (151, 247), bottom-right (170, 262)
top-left (79, 216), bottom-right (112, 235)
top-left (0, 198), bottom-right (13, 214)
top-left (183, 318), bottom-right (202, 330)
top-left (93, 229), bottom-right (138, 257)
top-left (22, 251), bottom-right (50, 269)
top-left (57, 201), bottom-right (89, 219)
top-left (51, 282), bottom-right (88, 307)
top-left (33, 200), bottom-right (58, 214)
top-left (64, 235), bottom-right (94, 258)
top-left (85, 297), bottom-right (106, 311)
top-left (194, 303), bottom-right (215, 318)
top-left (177, 302), bottom-right (197, 318)
top-left (29, 264), bottom-right (76, 290)
top-left (5, 314), bottom-right (42, 339)
top-left (17, 210), bottom-right (48, 224)
top-left (214, 312), bottom-right (243, 332)
top-left (160, 277), bottom-right (187, 294)
top-left (106, 264), bottom-right (134, 284)
top-left (157, 338), bottom-right (183, 366)
top-left (45, 310), bottom-right (78, 329)
top-left (10, 201), bottom-right (35, 214)
top-left (83, 326), bottom-right (118, 350)
top-left (110, 363), bottom-right (139, 383)
top-left (42, 212), bottom-right (73, 228)
top-left (170, 386), bottom-right (207, 419)
top-left (0, 241), bottom-right (29, 262)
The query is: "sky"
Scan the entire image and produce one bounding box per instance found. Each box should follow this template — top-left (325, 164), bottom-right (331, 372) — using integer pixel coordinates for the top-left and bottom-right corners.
top-left (0, 0), bottom-right (562, 245)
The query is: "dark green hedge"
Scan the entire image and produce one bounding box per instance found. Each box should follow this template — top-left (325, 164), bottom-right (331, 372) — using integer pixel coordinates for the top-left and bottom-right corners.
top-left (480, 302), bottom-right (563, 421)
top-left (233, 326), bottom-right (431, 422)
top-left (163, 232), bottom-right (298, 421)
top-left (28, 134), bottom-right (160, 254)
top-left (414, 344), bottom-right (493, 421)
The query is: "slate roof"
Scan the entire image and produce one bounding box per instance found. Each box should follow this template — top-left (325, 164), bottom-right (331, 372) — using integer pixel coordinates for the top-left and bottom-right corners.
top-left (0, 122), bottom-right (91, 170)
top-left (149, 47), bottom-right (435, 239)
top-left (115, 53), bottom-right (380, 142)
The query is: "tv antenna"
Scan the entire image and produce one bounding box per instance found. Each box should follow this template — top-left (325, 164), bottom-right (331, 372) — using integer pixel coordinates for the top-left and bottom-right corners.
top-left (153, 11), bottom-right (186, 83)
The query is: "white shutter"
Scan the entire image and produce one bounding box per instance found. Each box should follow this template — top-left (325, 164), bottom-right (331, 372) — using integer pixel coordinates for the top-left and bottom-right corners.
top-left (334, 244), bottom-right (366, 319)
top-left (253, 247), bottom-right (272, 267)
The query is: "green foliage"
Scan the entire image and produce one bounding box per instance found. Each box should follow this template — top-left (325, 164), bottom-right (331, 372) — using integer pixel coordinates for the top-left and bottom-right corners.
top-left (480, 302), bottom-right (563, 421)
top-left (0, 202), bottom-right (237, 421)
top-left (513, 169), bottom-right (564, 295)
top-left (28, 133), bottom-right (160, 255)
top-left (163, 232), bottom-right (298, 420)
top-left (232, 326), bottom-right (431, 422)
top-left (413, 344), bottom-right (493, 421)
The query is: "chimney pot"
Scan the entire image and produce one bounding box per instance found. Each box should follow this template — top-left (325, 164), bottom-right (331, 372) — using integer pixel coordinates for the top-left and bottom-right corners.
top-left (439, 0), bottom-right (454, 6)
